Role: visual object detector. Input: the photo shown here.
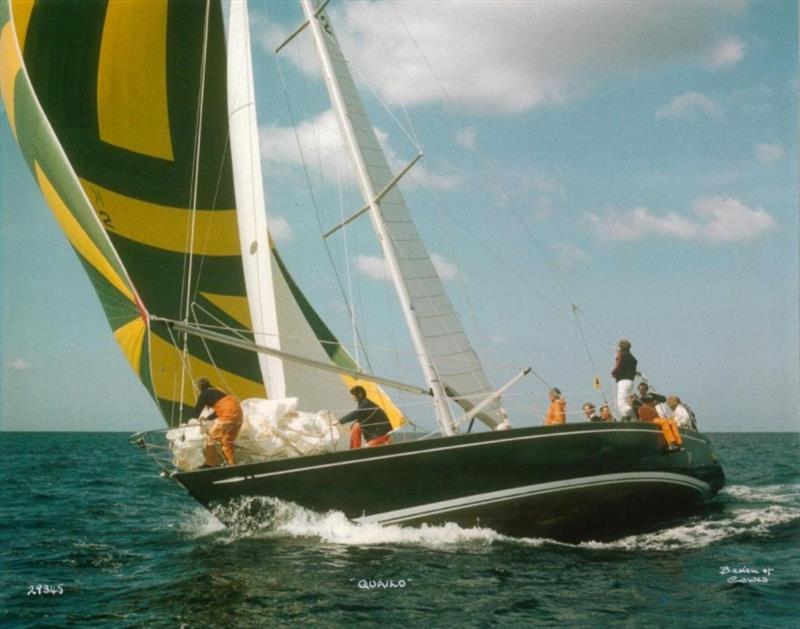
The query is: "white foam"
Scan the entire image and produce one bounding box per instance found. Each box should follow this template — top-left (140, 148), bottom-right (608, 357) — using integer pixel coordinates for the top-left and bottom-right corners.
top-left (723, 484), bottom-right (800, 504)
top-left (184, 483), bottom-right (800, 550)
top-left (279, 510), bottom-right (502, 547)
top-left (209, 496), bottom-right (503, 547)
top-left (177, 507), bottom-right (226, 538)
top-left (579, 504), bottom-right (800, 552)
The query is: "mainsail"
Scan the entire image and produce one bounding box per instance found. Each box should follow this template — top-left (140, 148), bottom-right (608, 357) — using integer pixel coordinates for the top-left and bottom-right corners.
top-left (300, 0), bottom-right (503, 428)
top-left (1, 0), bottom-right (404, 428)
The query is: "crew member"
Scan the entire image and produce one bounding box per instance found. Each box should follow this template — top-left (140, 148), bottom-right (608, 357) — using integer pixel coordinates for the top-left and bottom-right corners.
top-left (637, 382), bottom-right (669, 417)
top-left (338, 385), bottom-right (393, 449)
top-left (194, 378), bottom-right (243, 466)
top-left (545, 388), bottom-right (566, 425)
top-left (599, 404), bottom-right (615, 422)
top-left (582, 402), bottom-right (602, 422)
top-left (667, 395), bottom-right (696, 430)
top-left (612, 340), bottom-right (638, 418)
top-left (639, 395), bottom-right (683, 451)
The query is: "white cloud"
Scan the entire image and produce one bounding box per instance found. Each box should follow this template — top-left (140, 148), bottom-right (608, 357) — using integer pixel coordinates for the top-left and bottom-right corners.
top-left (755, 142), bottom-right (786, 166)
top-left (268, 215), bottom-right (292, 242)
top-left (655, 91), bottom-right (722, 121)
top-left (693, 197), bottom-right (776, 243)
top-left (586, 208), bottom-right (698, 241)
top-left (260, 109), bottom-right (458, 191)
top-left (356, 255), bottom-right (390, 281)
top-left (430, 253), bottom-right (460, 281)
top-left (705, 37), bottom-right (746, 69)
top-left (551, 243), bottom-right (590, 269)
top-left (261, 109), bottom-right (344, 170)
top-left (585, 197), bottom-right (775, 243)
top-left (262, 1), bottom-right (748, 114)
top-left (455, 127), bottom-right (477, 150)
top-left (6, 358), bottom-right (31, 370)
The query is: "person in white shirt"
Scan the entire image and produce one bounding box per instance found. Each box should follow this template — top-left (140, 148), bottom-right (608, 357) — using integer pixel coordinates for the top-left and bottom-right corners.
top-left (667, 396), bottom-right (694, 430)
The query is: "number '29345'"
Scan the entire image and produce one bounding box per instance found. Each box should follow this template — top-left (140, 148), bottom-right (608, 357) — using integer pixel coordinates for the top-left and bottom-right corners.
top-left (27, 584), bottom-right (64, 596)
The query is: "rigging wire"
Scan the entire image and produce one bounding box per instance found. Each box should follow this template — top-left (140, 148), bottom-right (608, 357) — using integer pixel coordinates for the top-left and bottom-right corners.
top-left (316, 3), bottom-right (611, 402)
top-left (178, 0), bottom-right (213, 420)
top-left (385, 0), bottom-right (616, 354)
top-left (272, 53), bottom-right (375, 374)
top-left (571, 304), bottom-right (610, 406)
top-left (336, 168), bottom-right (362, 369)
top-left (310, 12), bottom-right (499, 411)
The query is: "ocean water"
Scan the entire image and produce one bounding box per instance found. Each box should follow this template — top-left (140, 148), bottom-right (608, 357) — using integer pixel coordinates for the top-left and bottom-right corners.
top-left (1, 432), bottom-right (797, 628)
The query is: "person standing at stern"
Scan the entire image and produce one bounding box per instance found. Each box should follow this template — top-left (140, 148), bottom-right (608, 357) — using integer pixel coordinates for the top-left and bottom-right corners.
top-left (612, 340), bottom-right (638, 419)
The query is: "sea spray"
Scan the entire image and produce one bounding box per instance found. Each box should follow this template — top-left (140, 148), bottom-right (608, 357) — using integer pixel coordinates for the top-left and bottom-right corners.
top-left (206, 496), bottom-right (504, 547)
top-left (578, 484), bottom-right (800, 552)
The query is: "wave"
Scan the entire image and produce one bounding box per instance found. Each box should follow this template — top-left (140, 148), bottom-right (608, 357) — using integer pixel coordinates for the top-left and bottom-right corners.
top-left (722, 483), bottom-right (800, 505)
top-left (543, 482), bottom-right (800, 552)
top-left (177, 507), bottom-right (226, 538)
top-left (189, 496), bottom-right (507, 548)
top-left (179, 483), bottom-right (800, 551)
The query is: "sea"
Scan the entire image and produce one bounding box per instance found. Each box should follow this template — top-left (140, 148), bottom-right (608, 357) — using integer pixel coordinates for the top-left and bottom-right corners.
top-left (0, 432), bottom-right (797, 628)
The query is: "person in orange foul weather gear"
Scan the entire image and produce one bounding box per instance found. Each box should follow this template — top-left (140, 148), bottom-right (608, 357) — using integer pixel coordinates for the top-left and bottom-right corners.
top-left (545, 388), bottom-right (566, 426)
top-left (639, 395), bottom-right (682, 451)
top-left (337, 385), bottom-right (392, 449)
top-left (194, 378), bottom-right (243, 466)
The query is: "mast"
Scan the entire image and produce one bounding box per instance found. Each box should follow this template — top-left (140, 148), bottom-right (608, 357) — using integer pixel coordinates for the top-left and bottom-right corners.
top-left (299, 0), bottom-right (457, 435)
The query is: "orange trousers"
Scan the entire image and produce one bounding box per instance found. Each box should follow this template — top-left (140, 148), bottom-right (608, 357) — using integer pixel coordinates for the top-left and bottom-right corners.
top-left (652, 417), bottom-right (682, 448)
top-left (205, 419), bottom-right (242, 466)
top-left (204, 395), bottom-right (243, 466)
top-left (349, 423), bottom-right (391, 449)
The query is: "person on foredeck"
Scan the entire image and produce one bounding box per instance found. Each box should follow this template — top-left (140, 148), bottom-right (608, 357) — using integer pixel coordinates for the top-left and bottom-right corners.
top-left (545, 388), bottom-right (566, 425)
top-left (612, 340), bottom-right (638, 418)
top-left (639, 395), bottom-right (683, 451)
top-left (582, 402), bottom-right (602, 422)
top-left (194, 378), bottom-right (243, 467)
top-left (338, 385), bottom-right (393, 449)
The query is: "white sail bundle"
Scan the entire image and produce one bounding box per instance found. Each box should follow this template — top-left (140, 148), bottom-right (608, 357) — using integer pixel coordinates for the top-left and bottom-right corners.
top-left (166, 397), bottom-right (346, 471)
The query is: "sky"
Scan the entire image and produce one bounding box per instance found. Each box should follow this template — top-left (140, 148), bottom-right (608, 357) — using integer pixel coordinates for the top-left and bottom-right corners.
top-left (1, 0), bottom-right (798, 432)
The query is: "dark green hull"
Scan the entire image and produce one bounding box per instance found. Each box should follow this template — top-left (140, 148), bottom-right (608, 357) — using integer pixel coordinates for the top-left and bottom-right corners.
top-left (173, 422), bottom-right (725, 542)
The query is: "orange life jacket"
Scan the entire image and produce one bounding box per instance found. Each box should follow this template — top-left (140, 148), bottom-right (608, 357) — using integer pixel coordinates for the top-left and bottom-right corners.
top-left (545, 399), bottom-right (566, 425)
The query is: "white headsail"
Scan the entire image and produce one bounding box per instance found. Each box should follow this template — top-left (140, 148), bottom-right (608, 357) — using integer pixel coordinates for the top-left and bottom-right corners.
top-left (227, 1), bottom-right (379, 417)
top-left (228, 0), bottom-right (286, 400)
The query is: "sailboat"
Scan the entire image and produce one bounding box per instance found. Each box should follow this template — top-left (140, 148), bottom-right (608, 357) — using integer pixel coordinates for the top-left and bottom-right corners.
top-left (1, 0), bottom-right (724, 542)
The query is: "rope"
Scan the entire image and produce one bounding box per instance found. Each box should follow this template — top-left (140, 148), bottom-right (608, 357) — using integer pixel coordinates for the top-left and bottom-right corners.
top-left (337, 168), bottom-right (361, 369)
top-left (178, 0), bottom-right (212, 420)
top-left (571, 304), bottom-right (610, 406)
top-left (382, 1), bottom-right (616, 354)
top-left (273, 53), bottom-right (375, 374)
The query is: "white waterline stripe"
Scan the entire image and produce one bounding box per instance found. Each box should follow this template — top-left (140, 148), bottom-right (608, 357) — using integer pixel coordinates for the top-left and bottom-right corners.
top-left (358, 472), bottom-right (712, 525)
top-left (212, 428), bottom-right (707, 485)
